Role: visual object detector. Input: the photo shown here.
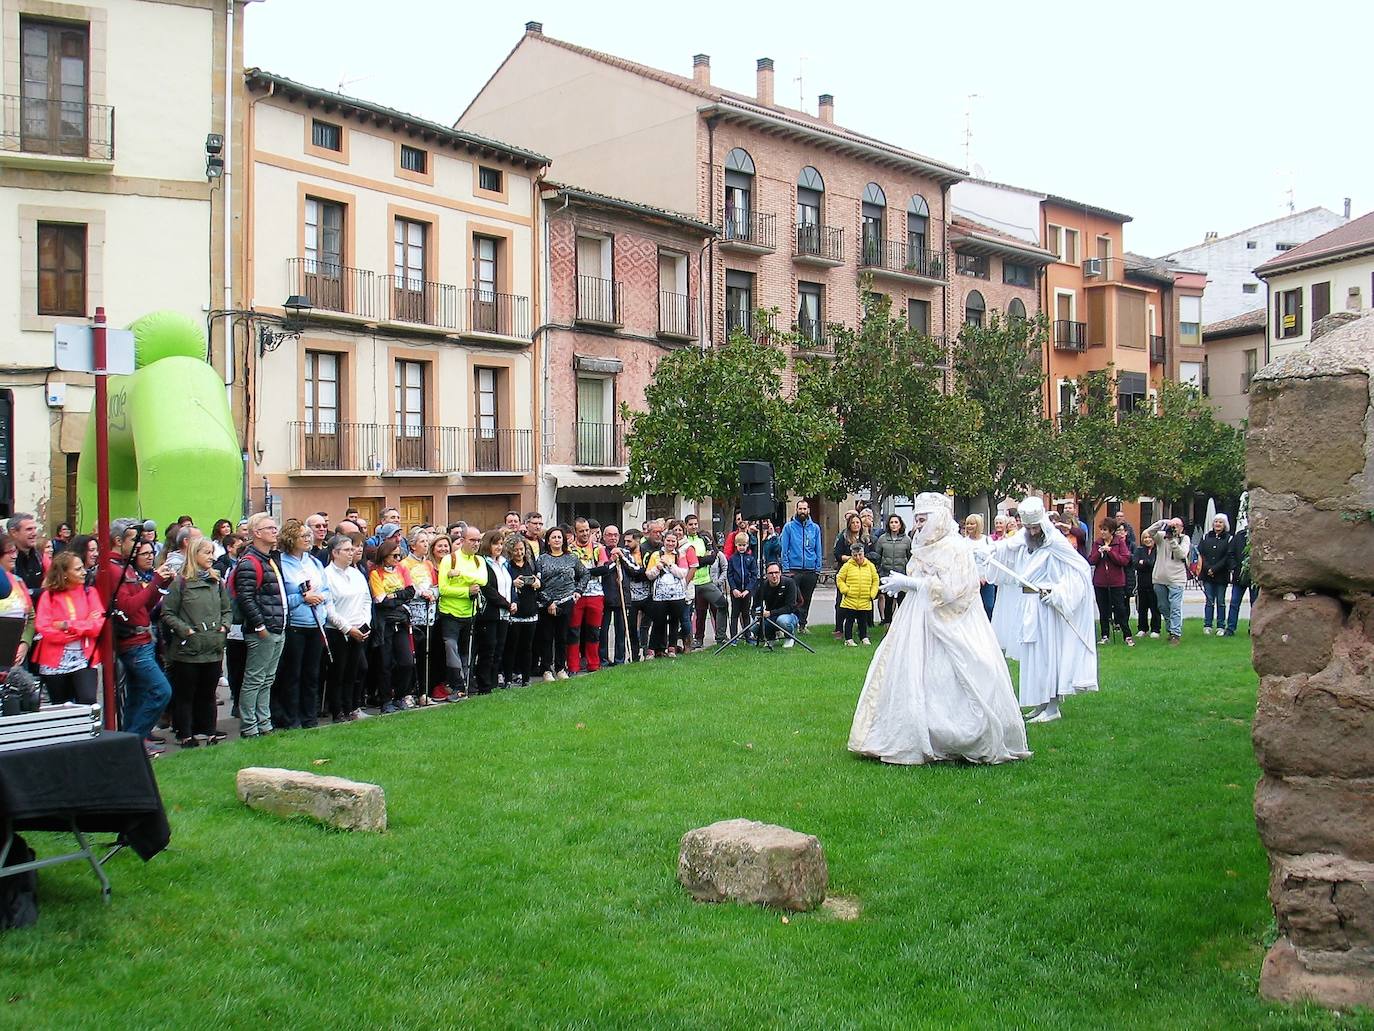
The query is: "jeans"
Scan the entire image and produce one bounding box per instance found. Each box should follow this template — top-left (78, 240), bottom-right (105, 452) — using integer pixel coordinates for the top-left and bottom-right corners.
top-left (1201, 579), bottom-right (1226, 629)
top-left (1156, 584), bottom-right (1185, 639)
top-left (763, 611), bottom-right (799, 640)
top-left (979, 584), bottom-right (997, 620)
top-left (789, 570), bottom-right (818, 629)
top-left (503, 620), bottom-right (538, 682)
top-left (119, 642), bottom-right (174, 742)
top-left (1227, 582), bottom-right (1257, 635)
top-left (241, 631), bottom-right (285, 736)
top-left (693, 582), bottom-right (727, 645)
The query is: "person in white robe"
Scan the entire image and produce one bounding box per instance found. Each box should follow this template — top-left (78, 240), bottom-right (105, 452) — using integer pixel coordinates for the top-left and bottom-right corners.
top-left (987, 496), bottom-right (1098, 723)
top-left (848, 493), bottom-right (1030, 765)
top-left (982, 525), bottom-right (1028, 661)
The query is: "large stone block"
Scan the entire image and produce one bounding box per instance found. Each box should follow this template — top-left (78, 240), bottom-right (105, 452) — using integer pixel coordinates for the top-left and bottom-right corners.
top-left (1255, 665), bottom-right (1374, 779)
top-left (1250, 491), bottom-right (1374, 593)
top-left (236, 766), bottom-right (387, 832)
top-left (1261, 937), bottom-right (1374, 1008)
top-left (677, 818), bottom-right (828, 912)
top-left (1247, 374), bottom-right (1369, 504)
top-left (1251, 592), bottom-right (1343, 676)
top-left (1271, 852), bottom-right (1374, 950)
top-left (1255, 775), bottom-right (1374, 862)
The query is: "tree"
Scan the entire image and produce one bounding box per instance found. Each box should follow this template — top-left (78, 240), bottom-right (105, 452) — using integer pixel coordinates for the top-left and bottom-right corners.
top-left (951, 311), bottom-right (1061, 503)
top-left (797, 292), bottom-right (985, 506)
top-left (1138, 379), bottom-right (1246, 506)
top-left (1052, 368), bottom-right (1151, 519)
top-left (621, 321), bottom-right (838, 503)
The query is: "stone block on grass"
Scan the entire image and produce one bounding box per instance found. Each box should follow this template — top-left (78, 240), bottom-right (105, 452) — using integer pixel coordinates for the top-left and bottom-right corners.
top-left (236, 766), bottom-right (386, 832)
top-left (677, 818), bottom-right (827, 912)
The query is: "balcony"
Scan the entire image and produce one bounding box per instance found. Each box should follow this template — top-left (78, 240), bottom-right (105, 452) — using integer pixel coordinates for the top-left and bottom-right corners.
top-left (1149, 334), bottom-right (1166, 365)
top-left (287, 422), bottom-right (532, 475)
top-left (793, 222), bottom-right (844, 267)
top-left (459, 288), bottom-right (531, 341)
top-left (1053, 320), bottom-right (1087, 352)
top-left (657, 290), bottom-right (694, 341)
top-left (574, 421), bottom-right (625, 468)
top-left (0, 94), bottom-right (115, 170)
top-left (859, 237), bottom-right (946, 285)
top-left (382, 275), bottom-right (454, 328)
top-left (793, 317), bottom-right (832, 354)
top-left (288, 258), bottom-right (377, 320)
top-left (720, 209), bottom-right (777, 254)
top-left (725, 309), bottom-right (776, 342)
top-left (576, 275), bottom-right (623, 327)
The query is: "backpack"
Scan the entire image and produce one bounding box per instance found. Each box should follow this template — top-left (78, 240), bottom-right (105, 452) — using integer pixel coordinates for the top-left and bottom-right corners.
top-left (229, 551), bottom-right (265, 623)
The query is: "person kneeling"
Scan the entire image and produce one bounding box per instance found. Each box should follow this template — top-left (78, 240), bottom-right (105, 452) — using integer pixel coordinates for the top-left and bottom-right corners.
top-left (753, 562), bottom-right (800, 648)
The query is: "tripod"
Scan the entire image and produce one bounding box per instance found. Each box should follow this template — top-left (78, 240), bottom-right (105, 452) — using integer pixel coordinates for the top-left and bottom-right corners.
top-left (712, 603), bottom-right (815, 654)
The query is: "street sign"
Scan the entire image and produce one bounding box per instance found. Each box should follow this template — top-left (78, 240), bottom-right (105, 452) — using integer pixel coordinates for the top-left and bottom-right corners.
top-left (53, 324), bottom-right (136, 375)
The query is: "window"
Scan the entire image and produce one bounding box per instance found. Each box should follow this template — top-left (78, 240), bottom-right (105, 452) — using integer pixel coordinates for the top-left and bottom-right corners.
top-left (1312, 281), bottom-right (1332, 324)
top-left (400, 145), bottom-right (427, 174)
top-left (304, 351), bottom-right (339, 431)
top-left (861, 183), bottom-right (886, 262)
top-left (725, 270), bottom-right (755, 337)
top-left (393, 360), bottom-right (427, 468)
top-left (37, 223), bottom-right (86, 316)
top-left (1063, 229), bottom-right (1079, 266)
top-left (1276, 288), bottom-right (1303, 339)
top-left (1242, 349), bottom-right (1258, 394)
top-left (1045, 225), bottom-right (1062, 262)
top-left (658, 251), bottom-right (689, 336)
top-left (955, 252), bottom-right (989, 279)
top-left (19, 19), bottom-right (89, 157)
top-left (724, 148), bottom-right (755, 240)
top-left (1057, 380), bottom-right (1077, 422)
top-left (1180, 361), bottom-right (1203, 389)
top-left (797, 282), bottom-right (823, 342)
top-left (906, 195), bottom-right (929, 263)
top-left (1242, 282), bottom-right (1258, 294)
top-left (0, 390), bottom-right (13, 517)
top-left (796, 166), bottom-right (824, 254)
top-left (576, 376), bottom-right (616, 466)
top-left (1004, 261), bottom-right (1033, 287)
top-left (1008, 298), bottom-right (1027, 320)
top-left (1276, 242), bottom-right (1296, 251)
top-left (1117, 371), bottom-right (1147, 414)
top-left (964, 290), bottom-right (986, 328)
top-left (478, 166), bottom-right (502, 192)
top-left (304, 197), bottom-right (344, 310)
top-left (1179, 295), bottom-right (1201, 337)
top-left (907, 298), bottom-right (931, 336)
top-left (474, 367), bottom-right (499, 439)
top-left (392, 218), bottom-right (428, 322)
top-left (576, 235), bottom-right (616, 324)
top-left (312, 119), bottom-right (342, 151)
top-left (1246, 240), bottom-right (1257, 250)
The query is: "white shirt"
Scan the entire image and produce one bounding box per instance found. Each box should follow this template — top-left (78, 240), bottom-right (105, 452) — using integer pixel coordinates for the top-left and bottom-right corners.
top-left (323, 563), bottom-right (371, 631)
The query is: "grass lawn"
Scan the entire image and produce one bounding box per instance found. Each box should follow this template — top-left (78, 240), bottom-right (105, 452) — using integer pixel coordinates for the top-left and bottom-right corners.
top-left (1, 618), bottom-right (1365, 1028)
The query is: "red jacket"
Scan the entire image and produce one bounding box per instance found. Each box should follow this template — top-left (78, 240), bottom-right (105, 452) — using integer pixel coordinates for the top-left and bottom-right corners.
top-left (113, 571), bottom-right (173, 653)
top-left (1089, 538), bottom-right (1131, 589)
top-left (33, 585), bottom-right (105, 669)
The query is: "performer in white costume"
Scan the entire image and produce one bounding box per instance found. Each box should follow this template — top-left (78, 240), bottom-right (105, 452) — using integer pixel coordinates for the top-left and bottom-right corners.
top-left (987, 496), bottom-right (1098, 723)
top-left (848, 493), bottom-right (1030, 765)
top-left (983, 525), bottom-right (1028, 660)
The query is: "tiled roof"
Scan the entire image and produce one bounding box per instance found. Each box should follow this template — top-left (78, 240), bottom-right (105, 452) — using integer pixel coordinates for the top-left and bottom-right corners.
top-left (245, 68), bottom-right (548, 166)
top-left (543, 182), bottom-right (719, 235)
top-left (1255, 210), bottom-right (1374, 276)
top-left (519, 32), bottom-right (965, 182)
top-left (1202, 307), bottom-right (1267, 339)
top-left (950, 215), bottom-right (1056, 263)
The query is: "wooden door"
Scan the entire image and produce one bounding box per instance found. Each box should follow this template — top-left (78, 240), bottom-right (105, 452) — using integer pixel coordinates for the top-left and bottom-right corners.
top-left (447, 494), bottom-right (514, 532)
top-left (399, 495), bottom-right (432, 529)
top-left (348, 497), bottom-right (382, 532)
top-left (20, 20), bottom-right (89, 156)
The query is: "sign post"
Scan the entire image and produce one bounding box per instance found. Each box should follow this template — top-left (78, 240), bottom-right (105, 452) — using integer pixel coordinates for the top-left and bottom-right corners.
top-left (92, 307), bottom-right (116, 731)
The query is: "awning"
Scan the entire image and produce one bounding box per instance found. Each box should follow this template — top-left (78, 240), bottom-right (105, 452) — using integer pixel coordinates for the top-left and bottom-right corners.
top-left (574, 355), bottom-right (623, 374)
top-left (546, 464), bottom-right (628, 490)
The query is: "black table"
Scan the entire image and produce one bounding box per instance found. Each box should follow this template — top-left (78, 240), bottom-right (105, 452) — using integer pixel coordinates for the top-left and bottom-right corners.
top-left (0, 731), bottom-right (171, 902)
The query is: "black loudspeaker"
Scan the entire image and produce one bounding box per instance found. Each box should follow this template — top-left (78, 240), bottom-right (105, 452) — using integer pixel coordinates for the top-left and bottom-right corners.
top-left (739, 461), bottom-right (775, 520)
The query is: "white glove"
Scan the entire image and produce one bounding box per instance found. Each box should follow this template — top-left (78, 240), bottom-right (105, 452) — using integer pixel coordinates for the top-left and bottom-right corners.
top-left (880, 573), bottom-right (921, 597)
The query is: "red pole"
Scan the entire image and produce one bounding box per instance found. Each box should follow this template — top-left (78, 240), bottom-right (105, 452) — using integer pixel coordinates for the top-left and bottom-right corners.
top-left (93, 306), bottom-right (116, 730)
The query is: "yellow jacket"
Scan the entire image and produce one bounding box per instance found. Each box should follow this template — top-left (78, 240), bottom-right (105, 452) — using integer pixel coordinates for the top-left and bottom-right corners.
top-left (836, 558), bottom-right (879, 610)
top-left (437, 551), bottom-right (488, 619)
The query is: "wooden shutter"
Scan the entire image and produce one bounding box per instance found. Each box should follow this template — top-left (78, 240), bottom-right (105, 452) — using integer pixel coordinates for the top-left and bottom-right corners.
top-left (1312, 281), bottom-right (1331, 324)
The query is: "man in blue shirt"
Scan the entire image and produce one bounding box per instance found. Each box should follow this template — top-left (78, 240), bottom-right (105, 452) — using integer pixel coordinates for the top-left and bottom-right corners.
top-left (778, 499), bottom-right (822, 632)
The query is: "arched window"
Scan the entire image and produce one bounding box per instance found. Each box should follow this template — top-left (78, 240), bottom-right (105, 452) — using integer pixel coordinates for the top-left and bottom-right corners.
top-left (724, 148), bottom-right (755, 241)
top-left (862, 183), bottom-right (886, 262)
top-left (1008, 297), bottom-right (1027, 320)
top-left (906, 195), bottom-right (930, 266)
top-left (796, 166), bottom-right (825, 254)
top-left (965, 290), bottom-right (986, 328)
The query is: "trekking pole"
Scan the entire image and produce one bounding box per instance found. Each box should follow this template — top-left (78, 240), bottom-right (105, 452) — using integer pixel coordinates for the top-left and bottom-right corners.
top-left (615, 550), bottom-right (630, 663)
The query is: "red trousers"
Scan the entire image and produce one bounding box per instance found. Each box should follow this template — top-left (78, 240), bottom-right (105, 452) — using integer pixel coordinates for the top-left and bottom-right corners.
top-left (567, 595), bottom-right (604, 672)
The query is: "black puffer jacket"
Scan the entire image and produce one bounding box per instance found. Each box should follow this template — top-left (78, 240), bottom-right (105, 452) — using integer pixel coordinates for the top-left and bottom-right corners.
top-left (231, 546), bottom-right (286, 634)
top-left (1197, 530), bottom-right (1233, 584)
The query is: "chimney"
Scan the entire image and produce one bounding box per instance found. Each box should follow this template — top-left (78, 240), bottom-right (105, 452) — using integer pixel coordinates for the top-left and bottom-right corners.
top-left (818, 94), bottom-right (834, 123)
top-left (524, 20), bottom-right (543, 34)
top-left (756, 58), bottom-right (774, 106)
top-left (692, 53), bottom-right (710, 86)
top-left (1345, 197), bottom-right (1352, 219)
top-left (1204, 231), bottom-right (1218, 242)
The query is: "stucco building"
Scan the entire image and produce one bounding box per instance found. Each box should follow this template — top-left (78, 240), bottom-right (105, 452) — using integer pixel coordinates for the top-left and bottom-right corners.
top-left (1255, 209), bottom-right (1374, 362)
top-left (1201, 307), bottom-right (1264, 427)
top-left (948, 214), bottom-right (1054, 326)
top-left (0, 0), bottom-right (235, 525)
top-left (240, 69), bottom-right (547, 530)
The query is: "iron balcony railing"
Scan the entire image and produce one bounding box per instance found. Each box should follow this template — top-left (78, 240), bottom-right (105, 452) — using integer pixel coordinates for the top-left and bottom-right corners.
top-left (288, 422), bottom-right (532, 474)
top-left (1, 94), bottom-right (114, 161)
top-left (288, 258), bottom-right (377, 319)
top-left (725, 309), bottom-right (776, 342)
top-left (794, 222), bottom-right (843, 262)
top-left (575, 421), bottom-right (624, 467)
top-left (1054, 320), bottom-right (1088, 352)
top-left (576, 275), bottom-right (622, 325)
top-left (382, 274), bottom-right (454, 326)
top-left (793, 317), bottom-right (831, 352)
top-left (658, 290), bottom-right (693, 338)
top-left (462, 288), bottom-right (530, 339)
top-left (1149, 334), bottom-right (1166, 365)
top-left (723, 208), bottom-right (777, 250)
top-left (859, 236), bottom-right (946, 280)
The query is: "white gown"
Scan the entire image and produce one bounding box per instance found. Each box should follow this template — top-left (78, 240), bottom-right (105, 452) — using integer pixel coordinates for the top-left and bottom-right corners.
top-left (983, 541), bottom-right (1028, 660)
top-left (848, 526), bottom-right (1031, 765)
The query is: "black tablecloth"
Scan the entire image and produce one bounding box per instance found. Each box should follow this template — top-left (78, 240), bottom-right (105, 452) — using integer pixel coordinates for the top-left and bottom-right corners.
top-left (0, 731), bottom-right (170, 860)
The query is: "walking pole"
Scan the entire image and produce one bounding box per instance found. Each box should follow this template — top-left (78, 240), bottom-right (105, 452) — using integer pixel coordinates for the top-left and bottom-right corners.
top-left (615, 548), bottom-right (630, 664)
top-left (423, 595), bottom-right (432, 700)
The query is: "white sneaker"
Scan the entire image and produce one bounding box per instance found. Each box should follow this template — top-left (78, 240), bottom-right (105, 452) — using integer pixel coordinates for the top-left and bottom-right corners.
top-left (783, 639), bottom-right (795, 649)
top-left (861, 638), bottom-right (871, 646)
top-left (1203, 627), bottom-right (1212, 635)
top-left (845, 640), bottom-right (857, 648)
top-left (353, 708), bottom-right (371, 719)
top-left (1150, 632), bottom-right (1160, 639)
top-left (556, 670), bottom-right (570, 681)
top-left (1135, 630), bottom-right (1145, 638)
top-left (543, 671), bottom-right (555, 683)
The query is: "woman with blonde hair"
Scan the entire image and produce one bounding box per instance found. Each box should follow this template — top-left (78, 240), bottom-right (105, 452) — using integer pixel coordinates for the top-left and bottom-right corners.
top-left (963, 513), bottom-right (995, 619)
top-left (274, 519), bottom-right (331, 728)
top-left (162, 537), bottom-right (231, 746)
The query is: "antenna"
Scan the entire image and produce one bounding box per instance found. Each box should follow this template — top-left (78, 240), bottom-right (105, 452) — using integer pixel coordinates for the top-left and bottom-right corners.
top-left (337, 72), bottom-right (373, 94)
top-left (795, 55), bottom-right (807, 111)
top-left (963, 93), bottom-right (981, 170)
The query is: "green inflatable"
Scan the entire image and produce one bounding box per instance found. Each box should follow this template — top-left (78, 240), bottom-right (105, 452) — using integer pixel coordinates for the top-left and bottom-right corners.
top-left (76, 311), bottom-right (242, 534)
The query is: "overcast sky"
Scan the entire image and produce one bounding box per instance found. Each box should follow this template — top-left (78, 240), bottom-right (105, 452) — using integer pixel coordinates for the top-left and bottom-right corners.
top-left (244, 0), bottom-right (1370, 255)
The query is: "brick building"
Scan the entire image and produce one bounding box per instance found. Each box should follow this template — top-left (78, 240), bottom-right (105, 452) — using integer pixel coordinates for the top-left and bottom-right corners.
top-left (538, 184), bottom-right (716, 528)
top-left (947, 214), bottom-right (1054, 327)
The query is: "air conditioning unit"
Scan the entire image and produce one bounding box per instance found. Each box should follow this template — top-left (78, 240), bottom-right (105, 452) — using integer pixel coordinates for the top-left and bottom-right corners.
top-left (1082, 258), bottom-right (1102, 277)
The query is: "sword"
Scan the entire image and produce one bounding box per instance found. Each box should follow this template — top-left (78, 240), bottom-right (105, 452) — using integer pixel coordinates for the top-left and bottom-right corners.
top-left (982, 554), bottom-right (1096, 653)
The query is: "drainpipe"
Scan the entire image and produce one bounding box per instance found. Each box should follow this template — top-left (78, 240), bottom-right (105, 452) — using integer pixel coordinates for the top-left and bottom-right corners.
top-left (705, 115), bottom-right (718, 346)
top-left (223, 0), bottom-right (234, 379)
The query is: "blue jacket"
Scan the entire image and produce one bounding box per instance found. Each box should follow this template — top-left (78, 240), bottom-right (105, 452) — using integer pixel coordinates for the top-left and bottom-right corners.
top-left (727, 551), bottom-right (758, 595)
top-left (281, 552), bottom-right (330, 629)
top-left (779, 516), bottom-right (822, 572)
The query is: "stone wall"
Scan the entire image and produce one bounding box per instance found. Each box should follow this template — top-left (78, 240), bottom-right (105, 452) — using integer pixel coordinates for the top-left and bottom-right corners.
top-left (1248, 309), bottom-right (1374, 1008)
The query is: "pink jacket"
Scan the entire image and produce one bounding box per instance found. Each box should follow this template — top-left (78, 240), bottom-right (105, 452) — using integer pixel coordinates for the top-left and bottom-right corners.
top-left (33, 585), bottom-right (105, 669)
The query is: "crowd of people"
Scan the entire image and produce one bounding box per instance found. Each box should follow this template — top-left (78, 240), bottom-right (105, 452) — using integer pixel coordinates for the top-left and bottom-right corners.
top-left (0, 496), bottom-right (1253, 757)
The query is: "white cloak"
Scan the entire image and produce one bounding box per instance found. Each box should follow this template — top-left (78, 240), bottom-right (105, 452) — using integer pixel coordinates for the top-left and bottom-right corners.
top-left (981, 539), bottom-right (1028, 661)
